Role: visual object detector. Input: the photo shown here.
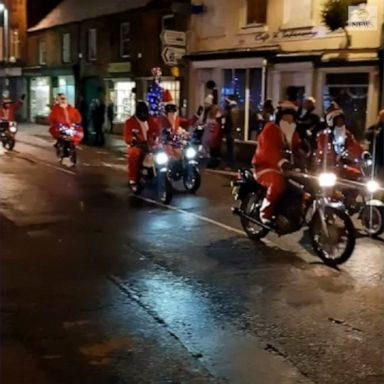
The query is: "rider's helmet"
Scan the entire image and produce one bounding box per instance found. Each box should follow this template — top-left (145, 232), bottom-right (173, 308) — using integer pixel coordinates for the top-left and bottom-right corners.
top-left (2, 97), bottom-right (11, 108)
top-left (163, 90), bottom-right (177, 114)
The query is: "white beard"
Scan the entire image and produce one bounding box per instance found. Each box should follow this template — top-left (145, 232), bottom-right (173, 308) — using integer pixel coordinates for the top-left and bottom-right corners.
top-left (280, 121), bottom-right (296, 147)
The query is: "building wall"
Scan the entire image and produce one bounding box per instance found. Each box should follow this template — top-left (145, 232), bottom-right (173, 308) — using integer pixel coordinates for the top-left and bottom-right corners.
top-left (188, 0), bottom-right (384, 54)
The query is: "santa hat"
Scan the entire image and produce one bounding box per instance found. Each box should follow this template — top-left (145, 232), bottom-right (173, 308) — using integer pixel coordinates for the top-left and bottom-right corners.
top-left (2, 97), bottom-right (11, 104)
top-left (162, 89), bottom-right (175, 105)
top-left (326, 108), bottom-right (344, 128)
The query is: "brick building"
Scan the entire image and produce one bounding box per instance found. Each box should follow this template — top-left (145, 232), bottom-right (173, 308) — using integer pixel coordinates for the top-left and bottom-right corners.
top-left (0, 0), bottom-right (27, 118)
top-left (25, 0), bottom-right (188, 128)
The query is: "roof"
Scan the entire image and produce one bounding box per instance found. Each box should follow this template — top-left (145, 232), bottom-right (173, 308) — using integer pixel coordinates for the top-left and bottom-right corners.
top-left (28, 0), bottom-right (152, 32)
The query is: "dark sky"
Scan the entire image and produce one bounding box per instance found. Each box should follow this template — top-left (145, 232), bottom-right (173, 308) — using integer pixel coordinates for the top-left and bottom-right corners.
top-left (27, 0), bottom-right (61, 27)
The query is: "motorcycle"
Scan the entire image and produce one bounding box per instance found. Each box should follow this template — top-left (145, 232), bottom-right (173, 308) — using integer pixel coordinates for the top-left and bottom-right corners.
top-left (130, 142), bottom-right (173, 204)
top-left (231, 169), bottom-right (356, 266)
top-left (0, 120), bottom-right (17, 150)
top-left (337, 156), bottom-right (384, 237)
top-left (55, 124), bottom-right (83, 167)
top-left (161, 129), bottom-right (202, 194)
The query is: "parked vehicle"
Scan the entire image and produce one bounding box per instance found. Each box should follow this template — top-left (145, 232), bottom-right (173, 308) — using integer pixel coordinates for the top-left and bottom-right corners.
top-left (231, 169), bottom-right (356, 266)
top-left (0, 120), bottom-right (17, 150)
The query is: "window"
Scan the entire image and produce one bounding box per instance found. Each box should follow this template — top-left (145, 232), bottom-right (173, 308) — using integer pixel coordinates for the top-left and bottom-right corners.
top-left (221, 68), bottom-right (264, 141)
top-left (62, 33), bottom-right (71, 63)
top-left (246, 0), bottom-right (267, 25)
top-left (54, 76), bottom-right (75, 106)
top-left (38, 40), bottom-right (46, 65)
top-left (162, 14), bottom-right (176, 30)
top-left (283, 0), bottom-right (312, 29)
top-left (120, 23), bottom-right (130, 58)
top-left (323, 73), bottom-right (369, 140)
top-left (88, 28), bottom-right (97, 61)
top-left (10, 29), bottom-right (20, 61)
top-left (112, 81), bottom-right (136, 122)
top-left (30, 77), bottom-right (51, 119)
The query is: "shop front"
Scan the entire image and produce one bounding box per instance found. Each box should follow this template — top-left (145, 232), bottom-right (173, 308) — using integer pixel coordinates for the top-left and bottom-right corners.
top-left (189, 58), bottom-right (267, 142)
top-left (25, 68), bottom-right (76, 123)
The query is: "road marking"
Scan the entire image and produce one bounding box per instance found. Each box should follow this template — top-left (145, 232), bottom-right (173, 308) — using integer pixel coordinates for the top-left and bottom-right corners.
top-left (204, 168), bottom-right (237, 177)
top-left (134, 195), bottom-right (245, 236)
top-left (39, 161), bottom-right (76, 175)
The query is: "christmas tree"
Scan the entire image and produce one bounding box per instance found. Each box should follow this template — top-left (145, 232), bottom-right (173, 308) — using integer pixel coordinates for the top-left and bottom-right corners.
top-left (147, 67), bottom-right (163, 116)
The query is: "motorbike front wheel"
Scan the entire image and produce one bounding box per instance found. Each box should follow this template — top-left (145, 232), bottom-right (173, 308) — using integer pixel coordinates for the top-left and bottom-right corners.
top-left (183, 166), bottom-right (201, 193)
top-left (158, 173), bottom-right (173, 204)
top-left (3, 138), bottom-right (15, 151)
top-left (360, 205), bottom-right (384, 237)
top-left (240, 192), bottom-right (270, 240)
top-left (309, 206), bottom-right (355, 266)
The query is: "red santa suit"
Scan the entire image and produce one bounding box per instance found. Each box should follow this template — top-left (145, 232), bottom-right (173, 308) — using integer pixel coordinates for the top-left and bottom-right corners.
top-left (0, 99), bottom-right (23, 121)
top-left (316, 126), bottom-right (364, 180)
top-left (124, 116), bottom-right (160, 183)
top-left (251, 120), bottom-right (301, 221)
top-left (49, 104), bottom-right (83, 144)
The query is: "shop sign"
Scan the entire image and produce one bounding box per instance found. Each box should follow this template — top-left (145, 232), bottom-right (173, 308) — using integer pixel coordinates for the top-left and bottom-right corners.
top-left (348, 4), bottom-right (377, 31)
top-left (108, 62), bottom-right (132, 74)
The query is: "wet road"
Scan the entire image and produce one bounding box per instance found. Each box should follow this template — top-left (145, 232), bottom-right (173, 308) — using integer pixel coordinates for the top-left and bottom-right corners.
top-left (1, 125), bottom-right (384, 384)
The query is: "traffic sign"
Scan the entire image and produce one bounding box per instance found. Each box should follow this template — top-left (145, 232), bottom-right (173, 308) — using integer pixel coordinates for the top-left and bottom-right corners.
top-left (160, 30), bottom-right (186, 47)
top-left (161, 46), bottom-right (186, 66)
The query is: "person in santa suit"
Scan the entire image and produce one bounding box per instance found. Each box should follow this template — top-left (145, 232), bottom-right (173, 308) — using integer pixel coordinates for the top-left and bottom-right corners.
top-left (316, 109), bottom-right (368, 180)
top-left (124, 101), bottom-right (160, 190)
top-left (157, 90), bottom-right (202, 159)
top-left (48, 93), bottom-right (83, 145)
top-left (251, 101), bottom-right (302, 224)
top-left (0, 94), bottom-right (25, 121)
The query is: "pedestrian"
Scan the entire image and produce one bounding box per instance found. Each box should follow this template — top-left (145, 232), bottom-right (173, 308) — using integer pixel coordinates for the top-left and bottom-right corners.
top-left (366, 109), bottom-right (384, 179)
top-left (203, 104), bottom-right (222, 168)
top-left (92, 99), bottom-right (106, 146)
top-left (222, 95), bottom-right (239, 168)
top-left (107, 101), bottom-right (115, 133)
top-left (76, 95), bottom-right (89, 144)
top-left (297, 97), bottom-right (322, 147)
top-left (256, 99), bottom-right (275, 135)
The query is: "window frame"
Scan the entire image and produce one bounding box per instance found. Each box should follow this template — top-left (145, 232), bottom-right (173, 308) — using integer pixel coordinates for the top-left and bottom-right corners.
top-left (88, 28), bottom-right (97, 61)
top-left (38, 40), bottom-right (47, 65)
top-left (10, 29), bottom-right (20, 61)
top-left (120, 22), bottom-right (131, 59)
top-left (245, 0), bottom-right (267, 27)
top-left (62, 33), bottom-right (71, 64)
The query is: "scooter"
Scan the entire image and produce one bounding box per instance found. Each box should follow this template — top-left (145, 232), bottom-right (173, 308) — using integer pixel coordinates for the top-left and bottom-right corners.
top-left (0, 120), bottom-right (17, 150)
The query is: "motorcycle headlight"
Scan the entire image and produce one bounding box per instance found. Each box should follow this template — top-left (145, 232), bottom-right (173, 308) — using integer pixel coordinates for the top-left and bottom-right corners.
top-left (366, 180), bottom-right (380, 194)
top-left (155, 152), bottom-right (169, 165)
top-left (185, 147), bottom-right (197, 159)
top-left (9, 125), bottom-right (17, 133)
top-left (319, 172), bottom-right (337, 188)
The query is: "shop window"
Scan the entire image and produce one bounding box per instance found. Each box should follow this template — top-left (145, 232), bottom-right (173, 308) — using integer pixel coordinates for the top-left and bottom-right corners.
top-left (246, 0), bottom-right (267, 25)
top-left (54, 76), bottom-right (75, 106)
top-left (10, 29), bottom-right (20, 61)
top-left (248, 68), bottom-right (263, 141)
top-left (160, 80), bottom-right (181, 108)
top-left (120, 23), bottom-right (131, 58)
top-left (323, 72), bottom-right (369, 140)
top-left (38, 40), bottom-right (46, 65)
top-left (222, 69), bottom-right (246, 141)
top-left (112, 81), bottom-right (136, 122)
top-left (62, 33), bottom-right (71, 63)
top-left (162, 14), bottom-right (176, 30)
top-left (283, 0), bottom-right (312, 29)
top-left (88, 28), bottom-right (97, 61)
top-left (30, 77), bottom-right (51, 119)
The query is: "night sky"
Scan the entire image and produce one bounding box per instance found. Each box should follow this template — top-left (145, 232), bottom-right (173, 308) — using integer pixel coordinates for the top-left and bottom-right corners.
top-left (27, 0), bottom-right (61, 27)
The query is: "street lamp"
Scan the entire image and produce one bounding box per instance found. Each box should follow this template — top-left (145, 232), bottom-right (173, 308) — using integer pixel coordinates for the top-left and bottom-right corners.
top-left (0, 2), bottom-right (9, 63)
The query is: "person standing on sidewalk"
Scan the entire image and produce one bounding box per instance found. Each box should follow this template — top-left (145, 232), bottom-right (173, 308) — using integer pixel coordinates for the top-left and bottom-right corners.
top-left (366, 109), bottom-right (384, 179)
top-left (92, 99), bottom-right (106, 146)
top-left (222, 95), bottom-right (239, 168)
top-left (107, 101), bottom-right (115, 133)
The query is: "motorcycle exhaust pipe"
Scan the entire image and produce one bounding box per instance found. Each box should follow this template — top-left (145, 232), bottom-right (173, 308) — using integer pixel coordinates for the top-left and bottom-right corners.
top-left (232, 207), bottom-right (271, 230)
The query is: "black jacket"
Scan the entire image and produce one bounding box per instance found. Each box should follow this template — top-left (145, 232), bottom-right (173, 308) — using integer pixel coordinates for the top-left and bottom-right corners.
top-left (366, 123), bottom-right (384, 168)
